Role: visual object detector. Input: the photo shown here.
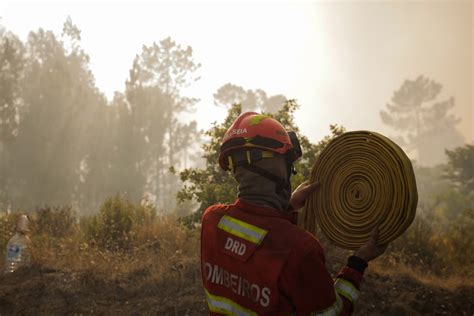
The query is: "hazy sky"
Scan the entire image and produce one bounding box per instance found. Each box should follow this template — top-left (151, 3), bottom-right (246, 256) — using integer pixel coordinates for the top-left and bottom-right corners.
top-left (0, 1), bottom-right (472, 144)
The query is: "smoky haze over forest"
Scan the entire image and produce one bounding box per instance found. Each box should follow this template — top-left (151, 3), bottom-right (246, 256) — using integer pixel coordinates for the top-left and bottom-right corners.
top-left (0, 1), bottom-right (472, 212)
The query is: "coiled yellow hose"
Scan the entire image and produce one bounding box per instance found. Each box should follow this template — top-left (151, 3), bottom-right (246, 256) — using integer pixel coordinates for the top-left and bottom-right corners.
top-left (302, 131), bottom-right (418, 250)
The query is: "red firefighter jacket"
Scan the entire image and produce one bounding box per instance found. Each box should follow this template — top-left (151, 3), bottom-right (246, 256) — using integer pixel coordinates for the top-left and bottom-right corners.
top-left (201, 199), bottom-right (363, 316)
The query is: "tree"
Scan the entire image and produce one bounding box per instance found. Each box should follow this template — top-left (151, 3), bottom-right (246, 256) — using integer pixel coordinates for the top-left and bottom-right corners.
top-left (0, 27), bottom-right (25, 209)
top-left (380, 75), bottom-right (464, 166)
top-left (0, 28), bottom-right (24, 145)
top-left (8, 19), bottom-right (106, 210)
top-left (444, 144), bottom-right (474, 195)
top-left (177, 100), bottom-right (345, 224)
top-left (177, 103), bottom-right (242, 224)
top-left (170, 120), bottom-right (200, 170)
top-left (125, 37), bottom-right (201, 210)
top-left (427, 145), bottom-right (474, 268)
top-left (213, 83), bottom-right (287, 113)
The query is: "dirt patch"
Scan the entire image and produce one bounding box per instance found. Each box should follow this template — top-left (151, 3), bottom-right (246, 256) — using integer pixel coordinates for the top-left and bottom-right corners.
top-left (358, 270), bottom-right (474, 315)
top-left (0, 263), bottom-right (206, 315)
top-left (0, 261), bottom-right (472, 315)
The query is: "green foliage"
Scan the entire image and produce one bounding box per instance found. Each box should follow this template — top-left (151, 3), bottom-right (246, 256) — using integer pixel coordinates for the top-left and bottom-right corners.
top-left (177, 103), bottom-right (242, 224)
top-left (413, 164), bottom-right (450, 205)
top-left (444, 144), bottom-right (474, 195)
top-left (390, 145), bottom-right (474, 275)
top-left (85, 195), bottom-right (156, 251)
top-left (177, 100), bottom-right (345, 225)
top-left (431, 157), bottom-right (474, 262)
top-left (391, 189), bottom-right (474, 275)
top-left (389, 206), bottom-right (436, 268)
top-left (271, 100), bottom-right (345, 189)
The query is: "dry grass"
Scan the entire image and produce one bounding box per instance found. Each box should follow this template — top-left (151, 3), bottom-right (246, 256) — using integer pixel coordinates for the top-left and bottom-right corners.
top-left (29, 215), bottom-right (200, 279)
top-left (371, 260), bottom-right (474, 292)
top-left (0, 202), bottom-right (472, 315)
top-left (0, 212), bottom-right (206, 315)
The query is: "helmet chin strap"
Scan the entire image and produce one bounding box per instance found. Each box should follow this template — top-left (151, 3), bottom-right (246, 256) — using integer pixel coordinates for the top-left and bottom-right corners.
top-left (229, 149), bottom-right (296, 197)
top-left (241, 156), bottom-right (294, 195)
top-left (242, 164), bottom-right (289, 192)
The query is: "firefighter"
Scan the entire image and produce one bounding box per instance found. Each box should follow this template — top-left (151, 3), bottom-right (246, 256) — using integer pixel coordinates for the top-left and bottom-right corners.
top-left (201, 112), bottom-right (387, 315)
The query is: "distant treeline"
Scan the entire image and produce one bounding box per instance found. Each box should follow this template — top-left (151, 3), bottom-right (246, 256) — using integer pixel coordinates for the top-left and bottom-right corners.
top-left (0, 18), bottom-right (202, 212)
top-left (0, 18), bottom-right (291, 212)
top-left (0, 17), bottom-right (468, 213)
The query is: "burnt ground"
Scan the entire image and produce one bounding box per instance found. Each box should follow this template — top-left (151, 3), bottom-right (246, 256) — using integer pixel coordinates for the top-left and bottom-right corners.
top-left (0, 262), bottom-right (472, 315)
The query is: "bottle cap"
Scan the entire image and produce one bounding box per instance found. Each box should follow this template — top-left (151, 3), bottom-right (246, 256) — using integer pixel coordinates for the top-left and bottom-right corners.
top-left (17, 215), bottom-right (30, 233)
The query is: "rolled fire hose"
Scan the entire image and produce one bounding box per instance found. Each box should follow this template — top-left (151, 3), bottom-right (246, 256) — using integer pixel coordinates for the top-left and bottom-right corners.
top-left (302, 131), bottom-right (418, 250)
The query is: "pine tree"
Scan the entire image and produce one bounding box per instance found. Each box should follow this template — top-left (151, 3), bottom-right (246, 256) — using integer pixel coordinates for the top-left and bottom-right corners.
top-left (380, 75), bottom-right (464, 165)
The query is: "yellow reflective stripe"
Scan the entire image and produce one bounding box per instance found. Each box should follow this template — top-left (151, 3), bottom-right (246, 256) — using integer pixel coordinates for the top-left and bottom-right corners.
top-left (205, 289), bottom-right (257, 316)
top-left (218, 215), bottom-right (268, 245)
top-left (311, 292), bottom-right (343, 316)
top-left (227, 151), bottom-right (274, 169)
top-left (335, 278), bottom-right (360, 305)
top-left (249, 114), bottom-right (271, 126)
top-left (261, 151), bottom-right (274, 158)
top-left (244, 150), bottom-right (274, 162)
top-left (242, 143), bottom-right (257, 148)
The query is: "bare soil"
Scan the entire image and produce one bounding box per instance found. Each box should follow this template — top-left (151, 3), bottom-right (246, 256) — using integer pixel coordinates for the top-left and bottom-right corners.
top-left (0, 261), bottom-right (472, 316)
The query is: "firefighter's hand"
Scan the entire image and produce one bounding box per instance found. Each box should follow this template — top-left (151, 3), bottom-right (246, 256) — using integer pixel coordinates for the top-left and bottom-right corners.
top-left (354, 226), bottom-right (388, 262)
top-left (289, 181), bottom-right (320, 210)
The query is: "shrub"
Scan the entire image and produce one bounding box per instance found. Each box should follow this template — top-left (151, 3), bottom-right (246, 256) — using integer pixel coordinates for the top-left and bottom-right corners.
top-left (85, 195), bottom-right (156, 251)
top-left (34, 205), bottom-right (77, 238)
top-left (386, 191), bottom-right (474, 276)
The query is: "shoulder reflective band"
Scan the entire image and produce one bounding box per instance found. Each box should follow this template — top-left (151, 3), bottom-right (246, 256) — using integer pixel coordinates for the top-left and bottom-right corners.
top-left (205, 289), bottom-right (257, 316)
top-left (334, 278), bottom-right (360, 305)
top-left (218, 215), bottom-right (268, 245)
top-left (311, 291), bottom-right (343, 316)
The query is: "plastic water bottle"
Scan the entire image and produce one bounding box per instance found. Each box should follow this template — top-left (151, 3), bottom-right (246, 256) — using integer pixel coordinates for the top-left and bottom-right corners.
top-left (4, 215), bottom-right (32, 273)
